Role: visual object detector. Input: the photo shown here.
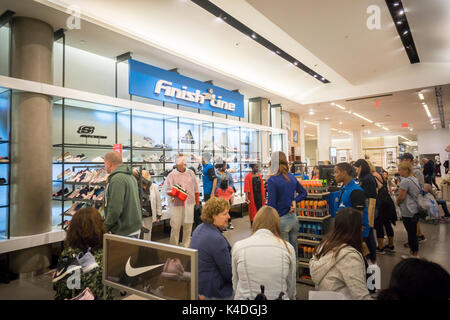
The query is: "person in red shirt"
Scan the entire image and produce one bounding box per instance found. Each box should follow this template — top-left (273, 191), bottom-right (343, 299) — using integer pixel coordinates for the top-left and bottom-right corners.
top-left (244, 164), bottom-right (265, 226)
top-left (215, 179), bottom-right (235, 204)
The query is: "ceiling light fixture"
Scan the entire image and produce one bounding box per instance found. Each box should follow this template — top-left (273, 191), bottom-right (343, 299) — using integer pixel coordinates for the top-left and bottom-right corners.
top-left (375, 123), bottom-right (382, 127)
top-left (382, 127), bottom-right (390, 131)
top-left (339, 121), bottom-right (343, 125)
top-left (293, 61), bottom-right (298, 66)
top-left (304, 121), bottom-right (318, 126)
top-left (251, 33), bottom-right (257, 39)
top-left (399, 10), bottom-right (404, 15)
top-left (308, 110), bottom-right (315, 115)
top-left (418, 92), bottom-right (424, 100)
top-left (423, 104), bottom-right (431, 118)
top-left (334, 104), bottom-right (346, 110)
top-left (352, 112), bottom-right (374, 123)
top-left (403, 30), bottom-right (409, 35)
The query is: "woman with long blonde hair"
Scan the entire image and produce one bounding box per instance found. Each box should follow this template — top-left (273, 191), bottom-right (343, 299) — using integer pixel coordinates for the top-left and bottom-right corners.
top-left (231, 206), bottom-right (297, 300)
top-left (267, 151), bottom-right (307, 259)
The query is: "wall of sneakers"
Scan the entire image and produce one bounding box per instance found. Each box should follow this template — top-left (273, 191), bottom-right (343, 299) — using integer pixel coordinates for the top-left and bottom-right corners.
top-left (51, 98), bottom-right (286, 229)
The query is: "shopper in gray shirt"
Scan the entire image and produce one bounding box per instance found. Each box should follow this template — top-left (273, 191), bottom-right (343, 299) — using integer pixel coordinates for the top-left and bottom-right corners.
top-left (396, 162), bottom-right (420, 259)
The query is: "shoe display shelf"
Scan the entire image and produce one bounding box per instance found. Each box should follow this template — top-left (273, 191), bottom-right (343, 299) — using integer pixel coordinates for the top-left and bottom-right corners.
top-left (296, 189), bottom-right (333, 286)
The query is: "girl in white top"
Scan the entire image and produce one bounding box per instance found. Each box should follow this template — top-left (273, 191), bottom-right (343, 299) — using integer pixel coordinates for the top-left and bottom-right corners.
top-left (232, 206), bottom-right (297, 300)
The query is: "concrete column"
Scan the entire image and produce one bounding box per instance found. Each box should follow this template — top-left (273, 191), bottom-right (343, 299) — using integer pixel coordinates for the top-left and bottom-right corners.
top-left (318, 120), bottom-right (331, 162)
top-left (9, 17), bottom-right (53, 274)
top-left (299, 116), bottom-right (306, 162)
top-left (352, 129), bottom-right (363, 161)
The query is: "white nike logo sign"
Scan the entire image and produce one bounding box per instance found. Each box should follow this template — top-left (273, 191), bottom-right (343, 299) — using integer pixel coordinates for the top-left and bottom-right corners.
top-left (125, 257), bottom-right (164, 277)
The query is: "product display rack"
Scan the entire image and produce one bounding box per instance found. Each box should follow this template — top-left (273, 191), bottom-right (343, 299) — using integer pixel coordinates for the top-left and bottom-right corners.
top-left (296, 187), bottom-right (333, 286)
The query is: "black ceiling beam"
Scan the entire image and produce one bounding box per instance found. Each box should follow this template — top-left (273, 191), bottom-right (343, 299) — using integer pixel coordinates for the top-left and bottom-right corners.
top-left (0, 10), bottom-right (15, 28)
top-left (385, 0), bottom-right (420, 64)
top-left (169, 68), bottom-right (180, 74)
top-left (190, 0), bottom-right (329, 84)
top-left (346, 93), bottom-right (393, 102)
top-left (204, 80), bottom-right (214, 84)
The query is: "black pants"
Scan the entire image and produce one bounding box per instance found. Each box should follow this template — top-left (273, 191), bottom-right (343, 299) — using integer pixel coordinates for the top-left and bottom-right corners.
top-left (374, 204), bottom-right (394, 239)
top-left (425, 175), bottom-right (440, 190)
top-left (203, 194), bottom-right (211, 202)
top-left (363, 227), bottom-right (377, 262)
top-left (402, 216), bottom-right (419, 253)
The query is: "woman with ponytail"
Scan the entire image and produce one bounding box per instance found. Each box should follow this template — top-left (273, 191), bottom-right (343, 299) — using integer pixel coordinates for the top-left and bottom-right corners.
top-left (267, 151), bottom-right (307, 259)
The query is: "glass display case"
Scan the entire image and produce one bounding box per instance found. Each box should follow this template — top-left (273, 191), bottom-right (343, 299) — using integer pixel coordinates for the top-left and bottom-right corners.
top-left (51, 97), bottom-right (287, 227)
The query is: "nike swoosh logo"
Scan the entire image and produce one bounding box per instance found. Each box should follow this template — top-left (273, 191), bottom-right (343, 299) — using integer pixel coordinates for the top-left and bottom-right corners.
top-left (125, 257), bottom-right (164, 277)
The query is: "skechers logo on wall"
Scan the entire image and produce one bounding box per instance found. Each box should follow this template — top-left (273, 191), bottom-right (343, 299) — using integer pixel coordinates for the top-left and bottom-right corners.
top-left (77, 126), bottom-right (95, 134)
top-left (155, 80), bottom-right (236, 112)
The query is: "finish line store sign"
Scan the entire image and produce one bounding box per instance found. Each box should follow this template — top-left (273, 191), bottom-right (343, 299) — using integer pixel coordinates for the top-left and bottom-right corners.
top-left (129, 59), bottom-right (244, 118)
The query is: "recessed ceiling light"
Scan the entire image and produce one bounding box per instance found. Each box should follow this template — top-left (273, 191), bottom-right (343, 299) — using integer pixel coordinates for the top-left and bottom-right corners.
top-left (325, 117), bottom-right (329, 120)
top-left (293, 61), bottom-right (298, 66)
top-left (397, 21), bottom-right (402, 25)
top-left (314, 75), bottom-right (318, 78)
top-left (352, 112), bottom-right (374, 123)
top-left (339, 121), bottom-right (343, 125)
top-left (334, 104), bottom-right (346, 110)
top-left (418, 92), bottom-right (424, 100)
top-left (330, 102), bottom-right (335, 106)
top-left (321, 77), bottom-right (325, 81)
top-left (309, 110), bottom-right (315, 115)
top-left (393, 2), bottom-right (399, 6)
top-left (251, 33), bottom-right (257, 39)
top-left (399, 10), bottom-right (404, 15)
top-left (403, 30), bottom-right (409, 35)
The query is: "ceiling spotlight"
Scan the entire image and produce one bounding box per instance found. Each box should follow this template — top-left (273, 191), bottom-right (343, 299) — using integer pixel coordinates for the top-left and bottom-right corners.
top-left (308, 110), bottom-right (315, 115)
top-left (397, 21), bottom-right (402, 25)
top-left (393, 2), bottom-right (399, 6)
top-left (418, 92), bottom-right (424, 100)
top-left (314, 75), bottom-right (318, 78)
top-left (330, 102), bottom-right (335, 106)
top-left (325, 117), bottom-right (329, 120)
top-left (321, 77), bottom-right (325, 81)
top-left (251, 33), bottom-right (257, 39)
top-left (293, 61), bottom-right (298, 66)
top-left (409, 128), bottom-right (413, 131)
top-left (403, 30), bottom-right (409, 35)
top-left (399, 10), bottom-right (404, 15)
top-left (276, 50), bottom-right (280, 54)
top-left (339, 121), bottom-right (343, 125)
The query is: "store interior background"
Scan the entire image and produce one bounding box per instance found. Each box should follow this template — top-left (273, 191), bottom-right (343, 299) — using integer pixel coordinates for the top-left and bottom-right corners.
top-left (0, 0), bottom-right (449, 299)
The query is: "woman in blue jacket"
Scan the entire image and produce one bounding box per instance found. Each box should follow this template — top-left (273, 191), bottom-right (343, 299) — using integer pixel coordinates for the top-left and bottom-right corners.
top-left (190, 197), bottom-right (233, 299)
top-left (267, 151), bottom-right (307, 259)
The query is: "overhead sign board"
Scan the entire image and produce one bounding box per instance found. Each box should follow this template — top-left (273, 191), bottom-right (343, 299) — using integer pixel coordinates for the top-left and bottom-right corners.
top-left (129, 59), bottom-right (244, 117)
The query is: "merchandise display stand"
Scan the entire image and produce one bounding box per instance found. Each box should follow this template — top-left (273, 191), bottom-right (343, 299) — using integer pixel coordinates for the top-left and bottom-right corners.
top-left (296, 181), bottom-right (333, 286)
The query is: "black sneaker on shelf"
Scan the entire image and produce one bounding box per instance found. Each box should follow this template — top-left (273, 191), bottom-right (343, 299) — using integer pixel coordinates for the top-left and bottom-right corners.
top-left (383, 245), bottom-right (396, 253)
top-left (52, 255), bottom-right (81, 283)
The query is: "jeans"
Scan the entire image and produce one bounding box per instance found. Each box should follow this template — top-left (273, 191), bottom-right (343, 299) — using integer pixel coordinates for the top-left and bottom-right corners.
top-left (436, 199), bottom-right (450, 217)
top-left (363, 227), bottom-right (377, 262)
top-left (402, 216), bottom-right (419, 253)
top-left (280, 213), bottom-right (299, 259)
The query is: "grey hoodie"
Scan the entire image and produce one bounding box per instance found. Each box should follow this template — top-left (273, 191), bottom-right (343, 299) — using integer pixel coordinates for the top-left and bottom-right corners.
top-left (309, 244), bottom-right (372, 300)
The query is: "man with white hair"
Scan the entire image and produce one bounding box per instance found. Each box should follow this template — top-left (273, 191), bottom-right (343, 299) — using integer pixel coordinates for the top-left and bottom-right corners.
top-left (166, 154), bottom-right (200, 247)
top-left (104, 151), bottom-right (142, 237)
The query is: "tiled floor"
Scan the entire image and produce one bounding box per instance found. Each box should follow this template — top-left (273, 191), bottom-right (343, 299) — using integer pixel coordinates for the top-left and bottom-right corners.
top-left (0, 215), bottom-right (448, 300)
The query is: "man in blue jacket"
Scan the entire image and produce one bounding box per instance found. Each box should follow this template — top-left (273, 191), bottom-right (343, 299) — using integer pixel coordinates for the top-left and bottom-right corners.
top-left (202, 152), bottom-right (217, 202)
top-left (332, 162), bottom-right (370, 240)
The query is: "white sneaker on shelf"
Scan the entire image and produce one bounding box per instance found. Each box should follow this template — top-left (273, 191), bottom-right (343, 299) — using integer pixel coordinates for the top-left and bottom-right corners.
top-left (91, 157), bottom-right (104, 163)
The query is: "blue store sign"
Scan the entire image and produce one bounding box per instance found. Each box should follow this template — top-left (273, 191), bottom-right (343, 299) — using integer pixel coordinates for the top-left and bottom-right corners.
top-left (129, 59), bottom-right (244, 117)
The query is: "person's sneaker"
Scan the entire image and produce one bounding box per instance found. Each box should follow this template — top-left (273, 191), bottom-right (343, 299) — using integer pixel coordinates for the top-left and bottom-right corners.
top-left (52, 254), bottom-right (81, 282)
top-left (418, 235), bottom-right (427, 243)
top-left (376, 247), bottom-right (385, 255)
top-left (383, 245), bottom-right (396, 253)
top-left (227, 223), bottom-right (234, 230)
top-left (76, 248), bottom-right (99, 274)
